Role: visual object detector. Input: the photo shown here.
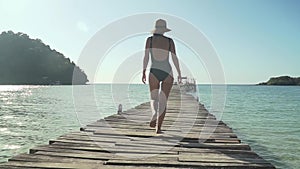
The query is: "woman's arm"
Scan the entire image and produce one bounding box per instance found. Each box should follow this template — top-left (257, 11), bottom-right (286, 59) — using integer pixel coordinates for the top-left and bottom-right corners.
top-left (170, 39), bottom-right (182, 82)
top-left (142, 37), bottom-right (151, 84)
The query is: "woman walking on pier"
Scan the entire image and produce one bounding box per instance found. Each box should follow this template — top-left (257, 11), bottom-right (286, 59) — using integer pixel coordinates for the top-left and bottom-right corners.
top-left (142, 19), bottom-right (182, 134)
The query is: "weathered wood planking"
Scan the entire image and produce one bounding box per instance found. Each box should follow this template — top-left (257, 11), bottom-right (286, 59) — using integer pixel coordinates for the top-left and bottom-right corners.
top-left (0, 86), bottom-right (275, 169)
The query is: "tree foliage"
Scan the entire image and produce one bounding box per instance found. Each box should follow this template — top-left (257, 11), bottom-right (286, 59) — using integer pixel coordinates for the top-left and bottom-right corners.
top-left (0, 31), bottom-right (88, 85)
top-left (259, 76), bottom-right (300, 86)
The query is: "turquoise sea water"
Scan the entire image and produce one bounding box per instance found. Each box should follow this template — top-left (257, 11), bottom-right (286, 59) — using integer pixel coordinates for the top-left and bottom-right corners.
top-left (199, 85), bottom-right (300, 169)
top-left (0, 84), bottom-right (299, 168)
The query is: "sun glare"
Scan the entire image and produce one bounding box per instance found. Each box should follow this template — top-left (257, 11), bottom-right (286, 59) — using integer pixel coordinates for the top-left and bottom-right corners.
top-left (0, 85), bottom-right (39, 92)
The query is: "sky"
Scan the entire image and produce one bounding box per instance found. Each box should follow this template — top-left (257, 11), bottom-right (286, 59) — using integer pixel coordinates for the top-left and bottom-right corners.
top-left (0, 0), bottom-right (299, 84)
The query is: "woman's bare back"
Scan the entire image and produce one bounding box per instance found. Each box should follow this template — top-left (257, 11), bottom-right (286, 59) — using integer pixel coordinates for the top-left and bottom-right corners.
top-left (147, 35), bottom-right (173, 61)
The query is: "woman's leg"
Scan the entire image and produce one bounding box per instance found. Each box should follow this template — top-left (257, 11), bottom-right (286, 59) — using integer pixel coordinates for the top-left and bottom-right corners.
top-left (156, 75), bottom-right (174, 133)
top-left (148, 73), bottom-right (160, 128)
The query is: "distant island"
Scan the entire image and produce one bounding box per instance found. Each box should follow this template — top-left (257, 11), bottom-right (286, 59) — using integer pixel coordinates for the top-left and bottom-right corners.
top-left (258, 76), bottom-right (300, 86)
top-left (0, 31), bottom-right (88, 85)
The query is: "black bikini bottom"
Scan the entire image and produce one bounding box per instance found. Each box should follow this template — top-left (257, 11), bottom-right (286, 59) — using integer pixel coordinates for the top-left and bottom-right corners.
top-left (150, 68), bottom-right (171, 82)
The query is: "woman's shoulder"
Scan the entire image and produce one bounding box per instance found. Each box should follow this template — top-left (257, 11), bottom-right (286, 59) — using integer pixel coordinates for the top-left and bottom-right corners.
top-left (146, 36), bottom-right (153, 41)
top-left (146, 35), bottom-right (173, 41)
top-left (163, 35), bottom-right (173, 41)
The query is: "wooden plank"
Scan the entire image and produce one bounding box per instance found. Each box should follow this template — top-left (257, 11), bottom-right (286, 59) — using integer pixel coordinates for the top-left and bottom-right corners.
top-left (173, 147), bottom-right (258, 155)
top-left (112, 153), bottom-right (178, 161)
top-left (83, 121), bottom-right (232, 133)
top-left (49, 139), bottom-right (115, 147)
top-left (0, 166), bottom-right (39, 169)
top-left (179, 142), bottom-right (251, 150)
top-left (105, 159), bottom-right (275, 168)
top-left (30, 143), bottom-right (178, 155)
top-left (30, 145), bottom-right (112, 155)
top-left (33, 151), bottom-right (112, 161)
top-left (178, 152), bottom-right (269, 164)
top-left (1, 161), bottom-right (101, 169)
top-left (57, 134), bottom-right (131, 142)
top-left (92, 128), bottom-right (238, 139)
top-left (9, 153), bottom-right (104, 164)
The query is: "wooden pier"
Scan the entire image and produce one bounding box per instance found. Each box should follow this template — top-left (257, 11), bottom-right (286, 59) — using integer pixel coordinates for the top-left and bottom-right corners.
top-left (0, 87), bottom-right (275, 169)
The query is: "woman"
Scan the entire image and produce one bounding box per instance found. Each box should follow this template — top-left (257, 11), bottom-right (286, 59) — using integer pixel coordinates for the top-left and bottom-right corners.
top-left (142, 19), bottom-right (182, 134)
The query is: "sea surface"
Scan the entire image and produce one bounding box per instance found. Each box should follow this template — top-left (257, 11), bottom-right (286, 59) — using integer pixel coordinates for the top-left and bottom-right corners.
top-left (0, 84), bottom-right (299, 168)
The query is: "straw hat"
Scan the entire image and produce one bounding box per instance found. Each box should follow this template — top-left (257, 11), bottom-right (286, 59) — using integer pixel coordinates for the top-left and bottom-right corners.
top-left (151, 19), bottom-right (171, 34)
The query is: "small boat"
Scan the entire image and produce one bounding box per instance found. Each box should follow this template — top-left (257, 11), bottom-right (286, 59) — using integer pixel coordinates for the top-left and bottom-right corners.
top-left (176, 76), bottom-right (197, 92)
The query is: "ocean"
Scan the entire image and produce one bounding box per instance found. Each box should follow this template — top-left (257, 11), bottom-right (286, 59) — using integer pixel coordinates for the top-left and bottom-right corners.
top-left (0, 84), bottom-right (299, 168)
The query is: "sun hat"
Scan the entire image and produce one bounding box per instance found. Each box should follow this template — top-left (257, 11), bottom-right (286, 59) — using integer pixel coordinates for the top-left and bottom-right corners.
top-left (151, 19), bottom-right (171, 34)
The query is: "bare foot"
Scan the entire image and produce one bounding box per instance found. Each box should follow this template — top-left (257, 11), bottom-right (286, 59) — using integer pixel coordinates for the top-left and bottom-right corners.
top-left (149, 119), bottom-right (156, 128)
top-left (149, 114), bottom-right (157, 128)
top-left (156, 130), bottom-right (164, 134)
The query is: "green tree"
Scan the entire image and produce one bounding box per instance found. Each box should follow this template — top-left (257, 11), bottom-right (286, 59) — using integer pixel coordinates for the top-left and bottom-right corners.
top-left (0, 31), bottom-right (88, 85)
